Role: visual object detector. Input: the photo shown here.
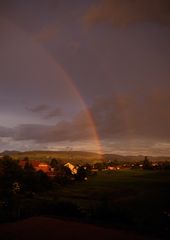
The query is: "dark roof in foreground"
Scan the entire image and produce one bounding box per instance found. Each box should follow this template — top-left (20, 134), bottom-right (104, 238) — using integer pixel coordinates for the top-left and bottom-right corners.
top-left (0, 217), bottom-right (159, 240)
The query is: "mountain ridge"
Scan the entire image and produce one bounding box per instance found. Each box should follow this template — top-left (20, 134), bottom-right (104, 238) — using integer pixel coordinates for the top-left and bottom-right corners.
top-left (1, 150), bottom-right (170, 164)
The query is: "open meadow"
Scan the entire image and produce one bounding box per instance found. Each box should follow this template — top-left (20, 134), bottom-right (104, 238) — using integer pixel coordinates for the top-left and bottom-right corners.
top-left (55, 169), bottom-right (170, 238)
top-left (0, 164), bottom-right (170, 239)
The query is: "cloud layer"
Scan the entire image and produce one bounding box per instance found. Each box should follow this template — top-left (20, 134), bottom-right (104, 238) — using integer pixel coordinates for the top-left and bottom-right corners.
top-left (91, 88), bottom-right (170, 141)
top-left (0, 87), bottom-right (170, 155)
top-left (28, 104), bottom-right (63, 119)
top-left (0, 112), bottom-right (94, 143)
top-left (84, 0), bottom-right (170, 27)
top-left (0, 0), bottom-right (170, 155)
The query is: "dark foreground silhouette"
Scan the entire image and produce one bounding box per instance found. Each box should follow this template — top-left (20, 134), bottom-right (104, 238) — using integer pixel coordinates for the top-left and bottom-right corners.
top-left (0, 217), bottom-right (159, 240)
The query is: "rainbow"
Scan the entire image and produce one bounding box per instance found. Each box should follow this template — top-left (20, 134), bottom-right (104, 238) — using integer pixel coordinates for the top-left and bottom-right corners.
top-left (2, 17), bottom-right (103, 154)
top-left (44, 60), bottom-right (103, 155)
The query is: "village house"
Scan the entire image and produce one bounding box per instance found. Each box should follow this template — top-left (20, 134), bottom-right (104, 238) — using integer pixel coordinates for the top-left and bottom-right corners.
top-left (18, 160), bottom-right (55, 176)
top-left (64, 162), bottom-right (77, 174)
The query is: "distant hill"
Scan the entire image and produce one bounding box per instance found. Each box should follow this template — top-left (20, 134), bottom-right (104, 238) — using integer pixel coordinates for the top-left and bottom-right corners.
top-left (103, 154), bottom-right (170, 162)
top-left (1, 150), bottom-right (170, 164)
top-left (0, 150), bottom-right (104, 164)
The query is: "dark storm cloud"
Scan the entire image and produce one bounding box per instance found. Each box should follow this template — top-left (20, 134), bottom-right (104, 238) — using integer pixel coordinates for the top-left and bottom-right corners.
top-left (28, 104), bottom-right (50, 113)
top-left (0, 0), bottom-right (13, 10)
top-left (1, 87), bottom-right (170, 144)
top-left (13, 121), bottom-right (91, 143)
top-left (90, 88), bottom-right (170, 141)
top-left (45, 107), bottom-right (63, 119)
top-left (27, 105), bottom-right (63, 119)
top-left (0, 126), bottom-right (13, 138)
top-left (0, 111), bottom-right (93, 143)
top-left (84, 0), bottom-right (170, 27)
top-left (0, 87), bottom-right (170, 155)
top-left (0, 0), bottom-right (84, 35)
top-left (0, 0), bottom-right (170, 155)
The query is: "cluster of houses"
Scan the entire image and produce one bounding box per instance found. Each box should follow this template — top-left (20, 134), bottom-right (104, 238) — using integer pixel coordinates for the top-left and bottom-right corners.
top-left (18, 159), bottom-right (122, 176)
top-left (18, 159), bottom-right (78, 177)
top-left (17, 158), bottom-right (165, 178)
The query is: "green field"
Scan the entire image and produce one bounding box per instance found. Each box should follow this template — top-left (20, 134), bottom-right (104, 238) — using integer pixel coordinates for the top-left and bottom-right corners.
top-left (1, 165), bottom-right (170, 238)
top-left (2, 150), bottom-right (170, 164)
top-left (5, 150), bottom-right (103, 164)
top-left (55, 169), bottom-right (170, 237)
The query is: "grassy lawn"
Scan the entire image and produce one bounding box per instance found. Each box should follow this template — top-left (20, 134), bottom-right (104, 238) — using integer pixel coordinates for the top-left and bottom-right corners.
top-left (55, 169), bottom-right (170, 237)
top-left (1, 169), bottom-right (169, 238)
top-left (58, 169), bottom-right (170, 203)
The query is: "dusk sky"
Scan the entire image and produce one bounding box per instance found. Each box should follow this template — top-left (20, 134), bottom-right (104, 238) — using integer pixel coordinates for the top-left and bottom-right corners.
top-left (0, 0), bottom-right (170, 155)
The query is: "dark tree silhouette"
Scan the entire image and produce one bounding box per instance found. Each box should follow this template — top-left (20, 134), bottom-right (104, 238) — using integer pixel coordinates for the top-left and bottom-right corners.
top-left (143, 156), bottom-right (152, 170)
top-left (76, 166), bottom-right (87, 181)
top-left (50, 158), bottom-right (58, 167)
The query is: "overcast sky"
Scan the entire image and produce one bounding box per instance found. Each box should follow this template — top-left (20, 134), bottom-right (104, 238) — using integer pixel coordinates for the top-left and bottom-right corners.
top-left (0, 0), bottom-right (170, 155)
